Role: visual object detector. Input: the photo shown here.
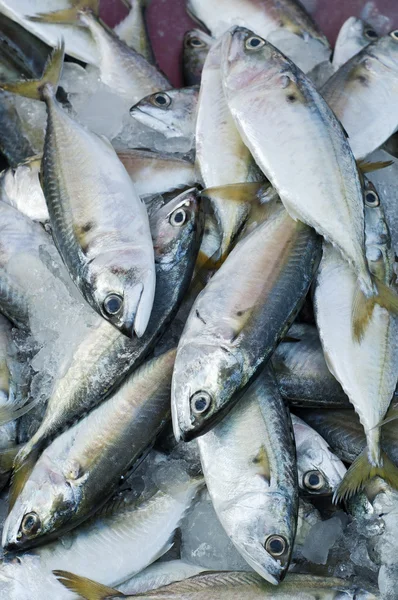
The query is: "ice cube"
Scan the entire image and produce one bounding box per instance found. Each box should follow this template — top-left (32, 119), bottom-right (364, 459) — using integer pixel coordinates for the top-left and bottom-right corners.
top-left (180, 488), bottom-right (251, 571)
top-left (301, 514), bottom-right (345, 565)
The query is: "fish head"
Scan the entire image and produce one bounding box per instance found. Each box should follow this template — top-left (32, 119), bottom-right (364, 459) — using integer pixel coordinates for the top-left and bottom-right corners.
top-left (172, 336), bottom-right (244, 441)
top-left (294, 418), bottom-right (347, 496)
top-left (183, 29), bottom-right (213, 84)
top-left (371, 31), bottom-right (398, 70)
top-left (2, 453), bottom-right (78, 551)
top-left (129, 87), bottom-right (199, 139)
top-left (219, 485), bottom-right (296, 584)
top-left (151, 188), bottom-right (202, 269)
top-left (343, 17), bottom-right (378, 46)
top-left (363, 179), bottom-right (393, 283)
top-left (221, 27), bottom-right (293, 94)
top-left (87, 249), bottom-right (155, 338)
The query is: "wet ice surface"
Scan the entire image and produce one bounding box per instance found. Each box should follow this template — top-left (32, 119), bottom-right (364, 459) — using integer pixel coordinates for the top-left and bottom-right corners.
top-left (301, 512), bottom-right (348, 565)
top-left (180, 488), bottom-right (251, 571)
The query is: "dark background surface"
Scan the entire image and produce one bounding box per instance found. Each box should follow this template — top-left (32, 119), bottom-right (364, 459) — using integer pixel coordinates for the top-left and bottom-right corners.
top-left (100, 0), bottom-right (398, 87)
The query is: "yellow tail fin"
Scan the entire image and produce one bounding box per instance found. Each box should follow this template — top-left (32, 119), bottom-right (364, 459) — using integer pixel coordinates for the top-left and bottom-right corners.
top-left (358, 159), bottom-right (393, 174)
top-left (334, 448), bottom-right (398, 502)
top-left (352, 279), bottom-right (398, 342)
top-left (53, 570), bottom-right (124, 600)
top-left (0, 41), bottom-right (64, 101)
top-left (28, 0), bottom-right (99, 24)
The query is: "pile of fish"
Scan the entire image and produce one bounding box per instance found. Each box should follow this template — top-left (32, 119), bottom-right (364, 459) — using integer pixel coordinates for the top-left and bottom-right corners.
top-left (1, 0), bottom-right (398, 598)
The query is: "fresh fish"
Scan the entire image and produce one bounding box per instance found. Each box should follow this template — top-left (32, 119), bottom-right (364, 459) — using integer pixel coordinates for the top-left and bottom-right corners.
top-left (198, 367), bottom-right (298, 584)
top-left (29, 0), bottom-right (170, 104)
top-left (314, 182), bottom-right (398, 500)
top-left (0, 12), bottom-right (50, 82)
top-left (54, 570), bottom-right (377, 599)
top-left (196, 38), bottom-right (263, 259)
top-left (221, 27), bottom-right (398, 338)
top-left (114, 0), bottom-right (154, 64)
top-left (1, 44), bottom-right (156, 338)
top-left (119, 561), bottom-right (209, 596)
top-left (299, 404), bottom-right (398, 467)
top-left (291, 414), bottom-right (346, 496)
top-left (117, 149), bottom-right (196, 197)
top-left (0, 457), bottom-right (201, 600)
top-left (0, 156), bottom-right (48, 222)
top-left (0, 0), bottom-right (98, 65)
top-left (183, 29), bottom-right (213, 86)
top-left (187, 0), bottom-right (331, 72)
top-left (3, 349), bottom-right (176, 550)
top-left (130, 87), bottom-right (198, 141)
top-left (332, 17), bottom-right (378, 71)
top-left (172, 200), bottom-right (321, 441)
top-left (272, 323), bottom-right (350, 407)
top-left (322, 31), bottom-right (398, 160)
top-left (14, 188), bottom-right (202, 474)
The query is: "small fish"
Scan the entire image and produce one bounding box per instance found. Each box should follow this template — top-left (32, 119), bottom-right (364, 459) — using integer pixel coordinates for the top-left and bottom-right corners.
top-left (13, 189), bottom-right (202, 477)
top-left (272, 323), bottom-right (350, 408)
top-left (54, 570), bottom-right (377, 599)
top-left (187, 0), bottom-right (331, 72)
top-left (0, 454), bottom-right (201, 598)
top-left (118, 561), bottom-right (209, 596)
top-left (291, 414), bottom-right (346, 496)
top-left (117, 149), bottom-right (197, 197)
top-left (221, 27), bottom-right (398, 340)
top-left (332, 17), bottom-right (378, 70)
top-left (0, 156), bottom-right (48, 222)
top-left (183, 29), bottom-right (213, 86)
top-left (314, 182), bottom-right (398, 500)
top-left (1, 43), bottom-right (156, 338)
top-left (130, 87), bottom-right (199, 142)
top-left (172, 200), bottom-right (321, 441)
top-left (114, 0), bottom-right (155, 64)
top-left (2, 349), bottom-right (176, 551)
top-left (322, 31), bottom-right (398, 161)
top-left (28, 0), bottom-right (170, 104)
top-left (198, 367), bottom-right (298, 585)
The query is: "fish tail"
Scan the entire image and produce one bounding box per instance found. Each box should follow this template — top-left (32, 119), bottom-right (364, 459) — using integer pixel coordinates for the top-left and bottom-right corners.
top-left (334, 447), bottom-right (398, 503)
top-left (8, 445), bottom-right (40, 511)
top-left (0, 395), bottom-right (42, 427)
top-left (0, 446), bottom-right (20, 489)
top-left (357, 159), bottom-right (393, 174)
top-left (352, 276), bottom-right (398, 342)
top-left (53, 570), bottom-right (125, 600)
top-left (28, 0), bottom-right (99, 24)
top-left (0, 41), bottom-right (65, 101)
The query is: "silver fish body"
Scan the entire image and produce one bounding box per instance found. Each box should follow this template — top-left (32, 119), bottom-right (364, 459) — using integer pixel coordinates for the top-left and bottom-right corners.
top-left (322, 32), bottom-right (398, 160)
top-left (221, 27), bottom-right (371, 294)
top-left (272, 323), bottom-right (350, 408)
top-left (16, 189), bottom-right (202, 467)
top-left (183, 29), bottom-right (214, 86)
top-left (198, 368), bottom-right (298, 585)
top-left (292, 414), bottom-right (346, 496)
top-left (42, 88), bottom-right (155, 338)
top-left (130, 87), bottom-right (199, 141)
top-left (172, 200), bottom-right (321, 441)
top-left (3, 349), bottom-right (176, 551)
top-left (187, 0), bottom-right (330, 72)
top-left (117, 149), bottom-right (196, 197)
top-left (332, 17), bottom-right (378, 71)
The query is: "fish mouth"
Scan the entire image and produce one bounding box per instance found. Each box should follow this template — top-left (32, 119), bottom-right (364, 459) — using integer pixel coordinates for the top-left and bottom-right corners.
top-left (130, 107), bottom-right (176, 136)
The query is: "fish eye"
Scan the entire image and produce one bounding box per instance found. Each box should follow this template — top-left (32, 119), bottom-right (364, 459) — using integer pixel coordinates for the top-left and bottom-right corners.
top-left (190, 391), bottom-right (212, 415)
top-left (189, 37), bottom-right (206, 48)
top-left (364, 28), bottom-right (378, 40)
top-left (169, 207), bottom-right (188, 227)
top-left (245, 36), bottom-right (265, 51)
top-left (303, 470), bottom-right (326, 491)
top-left (151, 92), bottom-right (171, 108)
top-left (365, 190), bottom-right (380, 207)
top-left (265, 535), bottom-right (288, 557)
top-left (103, 293), bottom-right (123, 316)
top-left (21, 512), bottom-right (41, 537)
top-left (390, 30), bottom-right (398, 41)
